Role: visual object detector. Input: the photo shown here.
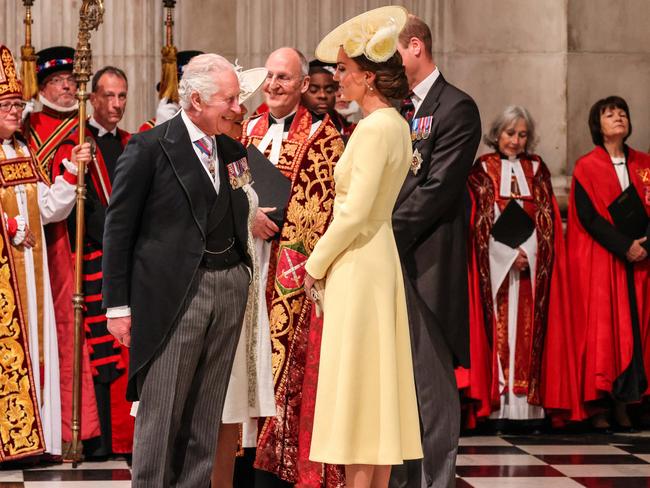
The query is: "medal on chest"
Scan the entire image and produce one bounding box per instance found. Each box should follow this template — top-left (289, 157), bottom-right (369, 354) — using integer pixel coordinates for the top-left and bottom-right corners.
top-left (411, 148), bottom-right (423, 175)
top-left (227, 156), bottom-right (252, 189)
top-left (411, 115), bottom-right (432, 142)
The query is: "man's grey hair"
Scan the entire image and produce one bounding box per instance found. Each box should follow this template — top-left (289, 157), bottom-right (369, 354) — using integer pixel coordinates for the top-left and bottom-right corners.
top-left (293, 48), bottom-right (309, 78)
top-left (179, 53), bottom-right (235, 110)
top-left (484, 105), bottom-right (538, 153)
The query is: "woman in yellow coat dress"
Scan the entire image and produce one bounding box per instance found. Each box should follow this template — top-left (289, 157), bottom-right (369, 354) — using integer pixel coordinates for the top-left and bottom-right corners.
top-left (304, 7), bottom-right (423, 487)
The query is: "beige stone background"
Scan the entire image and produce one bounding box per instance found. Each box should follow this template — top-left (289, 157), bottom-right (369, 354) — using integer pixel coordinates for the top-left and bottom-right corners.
top-left (3, 0), bottom-right (650, 197)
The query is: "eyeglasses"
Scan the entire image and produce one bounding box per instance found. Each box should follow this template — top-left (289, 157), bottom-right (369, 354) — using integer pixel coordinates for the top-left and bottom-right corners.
top-left (47, 75), bottom-right (77, 87)
top-left (0, 101), bottom-right (27, 113)
top-left (265, 72), bottom-right (302, 86)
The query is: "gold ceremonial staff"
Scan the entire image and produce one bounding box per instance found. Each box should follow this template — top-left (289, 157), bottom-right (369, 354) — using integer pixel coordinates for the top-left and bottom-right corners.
top-left (159, 0), bottom-right (179, 102)
top-left (64, 0), bottom-right (104, 467)
top-left (20, 0), bottom-right (38, 100)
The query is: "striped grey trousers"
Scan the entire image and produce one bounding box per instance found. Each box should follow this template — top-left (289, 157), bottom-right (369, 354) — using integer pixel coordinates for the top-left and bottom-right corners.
top-left (131, 264), bottom-right (249, 488)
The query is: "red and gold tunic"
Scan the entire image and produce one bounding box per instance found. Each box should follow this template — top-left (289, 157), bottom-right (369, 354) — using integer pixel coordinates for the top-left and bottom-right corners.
top-left (241, 105), bottom-right (344, 486)
top-left (25, 105), bottom-right (79, 180)
top-left (460, 152), bottom-right (582, 426)
top-left (0, 140), bottom-right (47, 461)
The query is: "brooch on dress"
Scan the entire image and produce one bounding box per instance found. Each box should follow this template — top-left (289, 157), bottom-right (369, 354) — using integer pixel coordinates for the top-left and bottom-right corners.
top-left (227, 157), bottom-right (251, 189)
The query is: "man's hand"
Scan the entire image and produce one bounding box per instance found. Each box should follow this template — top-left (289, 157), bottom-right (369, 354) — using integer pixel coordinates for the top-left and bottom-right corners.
top-left (513, 248), bottom-right (529, 271)
top-left (107, 316), bottom-right (132, 347)
top-left (626, 237), bottom-right (648, 263)
top-left (252, 207), bottom-right (280, 240)
top-left (70, 142), bottom-right (92, 168)
top-left (21, 225), bottom-right (36, 248)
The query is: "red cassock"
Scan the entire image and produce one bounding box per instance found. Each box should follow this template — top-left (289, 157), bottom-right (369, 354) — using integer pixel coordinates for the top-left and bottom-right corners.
top-left (459, 153), bottom-right (584, 426)
top-left (52, 125), bottom-right (135, 453)
top-left (25, 110), bottom-right (101, 442)
top-left (567, 146), bottom-right (650, 406)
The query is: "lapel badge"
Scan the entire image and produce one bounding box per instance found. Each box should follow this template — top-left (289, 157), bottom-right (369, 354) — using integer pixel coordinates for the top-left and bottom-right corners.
top-left (227, 156), bottom-right (251, 189)
top-left (411, 148), bottom-right (423, 175)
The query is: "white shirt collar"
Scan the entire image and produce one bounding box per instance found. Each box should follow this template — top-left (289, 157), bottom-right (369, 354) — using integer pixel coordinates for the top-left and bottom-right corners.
top-left (181, 109), bottom-right (212, 144)
top-left (89, 116), bottom-right (117, 137)
top-left (412, 67), bottom-right (440, 104)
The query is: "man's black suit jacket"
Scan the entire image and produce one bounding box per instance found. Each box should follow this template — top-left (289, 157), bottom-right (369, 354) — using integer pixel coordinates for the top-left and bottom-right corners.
top-left (102, 113), bottom-right (252, 400)
top-left (393, 74), bottom-right (481, 367)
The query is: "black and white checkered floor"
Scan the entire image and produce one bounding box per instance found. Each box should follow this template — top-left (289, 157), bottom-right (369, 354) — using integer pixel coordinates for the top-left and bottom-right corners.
top-left (5, 433), bottom-right (650, 487)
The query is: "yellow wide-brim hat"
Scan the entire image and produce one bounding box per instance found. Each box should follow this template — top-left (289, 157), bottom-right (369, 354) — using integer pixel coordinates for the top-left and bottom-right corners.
top-left (238, 67), bottom-right (267, 104)
top-left (315, 5), bottom-right (408, 64)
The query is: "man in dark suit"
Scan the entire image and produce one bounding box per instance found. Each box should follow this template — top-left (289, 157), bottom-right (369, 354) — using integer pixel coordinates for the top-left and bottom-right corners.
top-left (103, 53), bottom-right (252, 487)
top-left (391, 15), bottom-right (482, 488)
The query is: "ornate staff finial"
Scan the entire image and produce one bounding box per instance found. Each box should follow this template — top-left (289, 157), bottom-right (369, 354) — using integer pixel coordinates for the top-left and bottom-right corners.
top-left (73, 0), bottom-right (104, 85)
top-left (159, 0), bottom-right (179, 102)
top-left (20, 0), bottom-right (38, 100)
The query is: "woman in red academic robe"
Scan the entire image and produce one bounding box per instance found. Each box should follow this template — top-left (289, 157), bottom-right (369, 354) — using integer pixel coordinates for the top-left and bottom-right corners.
top-left (460, 105), bottom-right (582, 428)
top-left (567, 95), bottom-right (650, 430)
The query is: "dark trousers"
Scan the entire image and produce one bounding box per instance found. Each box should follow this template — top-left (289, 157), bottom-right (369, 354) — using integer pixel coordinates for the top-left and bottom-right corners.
top-left (390, 280), bottom-right (460, 488)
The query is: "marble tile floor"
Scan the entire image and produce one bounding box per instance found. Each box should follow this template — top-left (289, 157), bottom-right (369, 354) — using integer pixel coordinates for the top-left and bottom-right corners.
top-left (5, 433), bottom-right (650, 486)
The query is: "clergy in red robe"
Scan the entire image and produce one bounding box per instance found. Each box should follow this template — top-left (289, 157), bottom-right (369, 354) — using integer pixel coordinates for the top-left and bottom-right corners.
top-left (240, 47), bottom-right (344, 487)
top-left (52, 66), bottom-right (135, 455)
top-left (567, 96), bottom-right (650, 430)
top-left (0, 45), bottom-right (96, 460)
top-left (461, 106), bottom-right (582, 428)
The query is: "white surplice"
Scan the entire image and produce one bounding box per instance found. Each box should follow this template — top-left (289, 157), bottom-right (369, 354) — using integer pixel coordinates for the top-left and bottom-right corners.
top-left (2, 138), bottom-right (77, 454)
top-left (486, 157), bottom-right (544, 420)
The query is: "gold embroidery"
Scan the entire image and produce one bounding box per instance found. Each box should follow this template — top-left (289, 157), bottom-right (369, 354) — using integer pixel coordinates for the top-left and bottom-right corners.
top-left (0, 49), bottom-right (21, 97)
top-left (637, 168), bottom-right (650, 184)
top-left (1, 161), bottom-right (35, 183)
top-left (0, 233), bottom-right (43, 458)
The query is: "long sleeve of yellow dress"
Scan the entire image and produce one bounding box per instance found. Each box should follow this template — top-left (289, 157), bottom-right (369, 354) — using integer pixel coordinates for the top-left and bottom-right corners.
top-left (305, 121), bottom-right (387, 280)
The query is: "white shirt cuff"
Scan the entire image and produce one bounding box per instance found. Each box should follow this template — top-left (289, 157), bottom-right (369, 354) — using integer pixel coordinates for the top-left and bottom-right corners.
top-left (106, 306), bottom-right (131, 318)
top-left (62, 158), bottom-right (81, 175)
top-left (11, 215), bottom-right (26, 246)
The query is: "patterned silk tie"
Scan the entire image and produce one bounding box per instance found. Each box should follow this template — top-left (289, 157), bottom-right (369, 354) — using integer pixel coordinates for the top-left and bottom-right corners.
top-left (401, 93), bottom-right (415, 122)
top-left (194, 136), bottom-right (216, 179)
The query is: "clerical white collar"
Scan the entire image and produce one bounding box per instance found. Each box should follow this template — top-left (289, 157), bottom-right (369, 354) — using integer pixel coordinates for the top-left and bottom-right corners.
top-left (39, 93), bottom-right (78, 113)
top-left (412, 67), bottom-right (440, 104)
top-left (269, 109), bottom-right (297, 125)
top-left (89, 116), bottom-right (117, 137)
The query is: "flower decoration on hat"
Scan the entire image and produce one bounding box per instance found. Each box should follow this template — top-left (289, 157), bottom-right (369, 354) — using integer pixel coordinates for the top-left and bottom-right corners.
top-left (315, 6), bottom-right (408, 64)
top-left (344, 17), bottom-right (399, 62)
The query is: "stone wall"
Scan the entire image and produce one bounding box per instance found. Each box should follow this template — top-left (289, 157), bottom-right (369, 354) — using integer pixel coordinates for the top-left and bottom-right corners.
top-left (3, 0), bottom-right (650, 195)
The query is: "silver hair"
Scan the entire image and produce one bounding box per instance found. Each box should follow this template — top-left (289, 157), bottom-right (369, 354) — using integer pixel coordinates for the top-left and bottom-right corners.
top-left (484, 105), bottom-right (539, 152)
top-left (178, 53), bottom-right (235, 110)
top-left (293, 48), bottom-right (309, 77)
